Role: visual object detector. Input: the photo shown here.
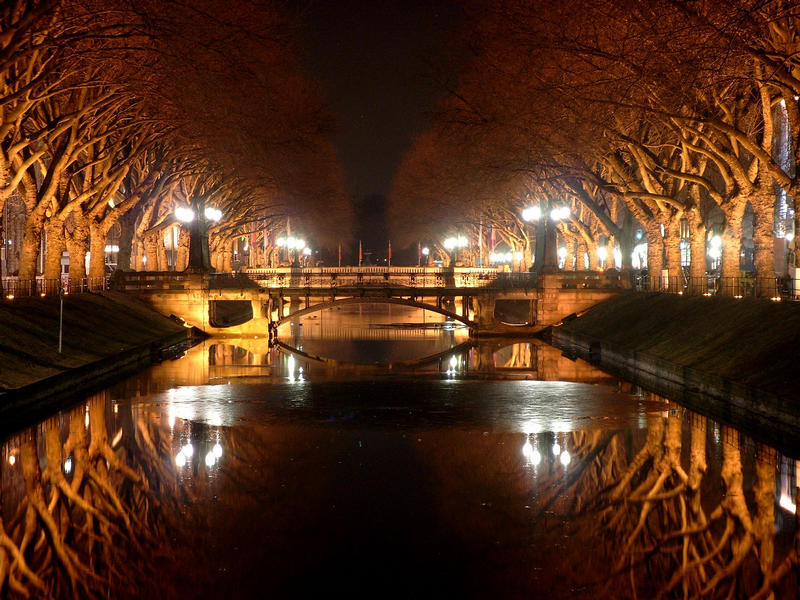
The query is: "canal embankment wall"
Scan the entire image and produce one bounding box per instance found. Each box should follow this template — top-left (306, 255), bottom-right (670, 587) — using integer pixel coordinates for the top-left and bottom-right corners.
top-left (549, 292), bottom-right (800, 452)
top-left (0, 292), bottom-right (198, 432)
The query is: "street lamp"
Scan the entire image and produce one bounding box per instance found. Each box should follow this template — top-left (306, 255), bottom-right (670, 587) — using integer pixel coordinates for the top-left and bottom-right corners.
top-left (522, 203), bottom-right (570, 272)
top-left (443, 235), bottom-right (468, 266)
top-left (420, 246), bottom-right (430, 267)
top-left (276, 235), bottom-right (306, 266)
top-left (176, 202), bottom-right (222, 272)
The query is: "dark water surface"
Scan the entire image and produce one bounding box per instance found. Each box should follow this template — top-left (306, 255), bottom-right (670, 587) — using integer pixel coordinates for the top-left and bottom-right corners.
top-left (1, 307), bottom-right (798, 599)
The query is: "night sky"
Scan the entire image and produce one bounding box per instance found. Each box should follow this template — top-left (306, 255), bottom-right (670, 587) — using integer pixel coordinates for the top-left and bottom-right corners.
top-left (299, 0), bottom-right (459, 200)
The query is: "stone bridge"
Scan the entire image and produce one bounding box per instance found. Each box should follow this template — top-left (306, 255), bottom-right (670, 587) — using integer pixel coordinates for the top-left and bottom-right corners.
top-left (116, 266), bottom-right (630, 337)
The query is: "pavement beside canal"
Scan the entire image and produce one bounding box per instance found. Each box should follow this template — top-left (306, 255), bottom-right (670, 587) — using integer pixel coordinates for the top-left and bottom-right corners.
top-left (0, 291), bottom-right (192, 398)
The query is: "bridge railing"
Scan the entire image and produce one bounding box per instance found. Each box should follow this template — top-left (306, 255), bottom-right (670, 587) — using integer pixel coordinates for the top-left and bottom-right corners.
top-left (1, 276), bottom-right (109, 298)
top-left (635, 274), bottom-right (788, 299)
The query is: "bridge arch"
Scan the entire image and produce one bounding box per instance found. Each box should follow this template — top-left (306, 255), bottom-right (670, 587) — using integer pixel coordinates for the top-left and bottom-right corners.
top-left (273, 296), bottom-right (475, 328)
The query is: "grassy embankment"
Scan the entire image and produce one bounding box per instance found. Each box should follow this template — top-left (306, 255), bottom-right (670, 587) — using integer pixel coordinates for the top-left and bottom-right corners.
top-left (555, 291), bottom-right (800, 399)
top-left (0, 291), bottom-right (186, 391)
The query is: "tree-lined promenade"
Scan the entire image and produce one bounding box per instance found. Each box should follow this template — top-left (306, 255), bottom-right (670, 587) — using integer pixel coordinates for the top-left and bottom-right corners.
top-left (390, 1), bottom-right (800, 297)
top-left (0, 0), bottom-right (350, 289)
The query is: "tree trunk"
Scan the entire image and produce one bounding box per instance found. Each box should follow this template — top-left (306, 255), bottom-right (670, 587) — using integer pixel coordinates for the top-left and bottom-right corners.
top-left (645, 226), bottom-right (664, 290)
top-left (18, 210), bottom-right (47, 281)
top-left (751, 190), bottom-right (776, 297)
top-left (43, 218), bottom-right (65, 282)
top-left (88, 224), bottom-right (107, 279)
top-left (688, 211), bottom-right (707, 294)
top-left (664, 217), bottom-right (682, 292)
top-left (177, 228), bottom-right (190, 271)
top-left (115, 210), bottom-right (137, 271)
top-left (586, 240), bottom-right (600, 270)
top-left (144, 234), bottom-right (160, 271)
top-left (721, 204), bottom-right (745, 295)
top-left (66, 219), bottom-right (89, 282)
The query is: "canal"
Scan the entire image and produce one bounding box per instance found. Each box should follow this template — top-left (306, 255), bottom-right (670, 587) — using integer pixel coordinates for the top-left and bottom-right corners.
top-left (1, 305), bottom-right (797, 598)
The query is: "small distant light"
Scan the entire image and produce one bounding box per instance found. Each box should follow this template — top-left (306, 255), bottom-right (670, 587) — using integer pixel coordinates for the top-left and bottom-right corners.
top-left (421, 247), bottom-right (430, 256)
top-left (449, 355), bottom-right (457, 368)
top-left (531, 449), bottom-right (542, 466)
top-left (552, 443), bottom-right (561, 456)
top-left (559, 451), bottom-right (571, 466)
top-left (175, 452), bottom-right (186, 467)
top-left (213, 443), bottom-right (223, 458)
top-left (703, 292), bottom-right (712, 297)
top-left (63, 457), bottom-right (73, 474)
top-left (678, 291), bottom-right (683, 295)
top-left (40, 292), bottom-right (46, 297)
top-left (786, 232), bottom-right (795, 242)
top-left (205, 451), bottom-right (216, 467)
top-left (182, 443), bottom-right (194, 457)
top-left (8, 455), bottom-right (15, 466)
top-left (6, 294), bottom-right (13, 300)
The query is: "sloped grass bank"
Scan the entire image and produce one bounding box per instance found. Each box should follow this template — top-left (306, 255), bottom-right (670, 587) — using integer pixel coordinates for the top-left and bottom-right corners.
top-left (553, 292), bottom-right (800, 399)
top-left (549, 292), bottom-right (800, 452)
top-left (0, 292), bottom-right (188, 391)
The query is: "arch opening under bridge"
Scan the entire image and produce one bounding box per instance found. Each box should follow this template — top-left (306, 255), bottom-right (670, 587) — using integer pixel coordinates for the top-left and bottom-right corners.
top-left (273, 296), bottom-right (475, 328)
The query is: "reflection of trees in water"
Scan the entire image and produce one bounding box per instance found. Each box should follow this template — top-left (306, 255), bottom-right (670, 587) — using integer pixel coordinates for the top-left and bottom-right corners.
top-left (545, 402), bottom-right (799, 598)
top-left (0, 393), bottom-right (181, 599)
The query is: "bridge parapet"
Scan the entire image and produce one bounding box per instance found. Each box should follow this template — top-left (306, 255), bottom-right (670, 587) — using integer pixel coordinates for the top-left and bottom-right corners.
top-left (243, 266), bottom-right (499, 289)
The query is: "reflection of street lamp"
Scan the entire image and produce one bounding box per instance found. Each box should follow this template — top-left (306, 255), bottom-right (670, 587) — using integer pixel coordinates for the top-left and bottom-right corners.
top-left (522, 203), bottom-right (570, 272)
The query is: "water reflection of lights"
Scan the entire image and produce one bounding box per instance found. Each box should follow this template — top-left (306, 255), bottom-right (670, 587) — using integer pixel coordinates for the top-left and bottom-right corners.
top-left (559, 451), bottom-right (571, 466)
top-left (552, 443), bottom-right (561, 456)
top-left (63, 457), bottom-right (73, 474)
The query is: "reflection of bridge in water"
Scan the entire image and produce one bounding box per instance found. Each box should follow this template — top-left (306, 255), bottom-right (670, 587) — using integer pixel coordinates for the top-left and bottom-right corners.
top-left (177, 337), bottom-right (618, 383)
top-left (119, 267), bottom-right (630, 337)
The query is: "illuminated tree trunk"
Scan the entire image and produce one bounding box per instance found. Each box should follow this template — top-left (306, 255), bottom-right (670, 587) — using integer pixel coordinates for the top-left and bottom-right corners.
top-left (645, 225), bottom-right (663, 289)
top-left (18, 212), bottom-right (44, 280)
top-left (157, 235), bottom-right (168, 273)
top-left (144, 233), bottom-right (161, 271)
top-left (133, 240), bottom-right (146, 270)
top-left (66, 219), bottom-right (89, 281)
top-left (564, 239), bottom-right (576, 271)
top-left (664, 217), bottom-right (682, 292)
top-left (688, 212), bottom-right (707, 294)
top-left (116, 210), bottom-right (137, 271)
top-left (586, 240), bottom-right (600, 270)
top-left (43, 218), bottom-right (64, 281)
top-left (177, 228), bottom-right (190, 270)
top-left (751, 190), bottom-right (777, 296)
top-left (222, 239), bottom-right (233, 272)
top-left (721, 203), bottom-right (746, 292)
top-left (88, 224), bottom-right (108, 280)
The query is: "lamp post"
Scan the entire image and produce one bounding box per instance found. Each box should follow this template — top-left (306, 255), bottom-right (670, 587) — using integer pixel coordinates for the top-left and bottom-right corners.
top-left (176, 202), bottom-right (222, 272)
top-left (522, 203), bottom-right (569, 273)
top-left (443, 235), bottom-right (468, 266)
top-left (276, 236), bottom-right (306, 267)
